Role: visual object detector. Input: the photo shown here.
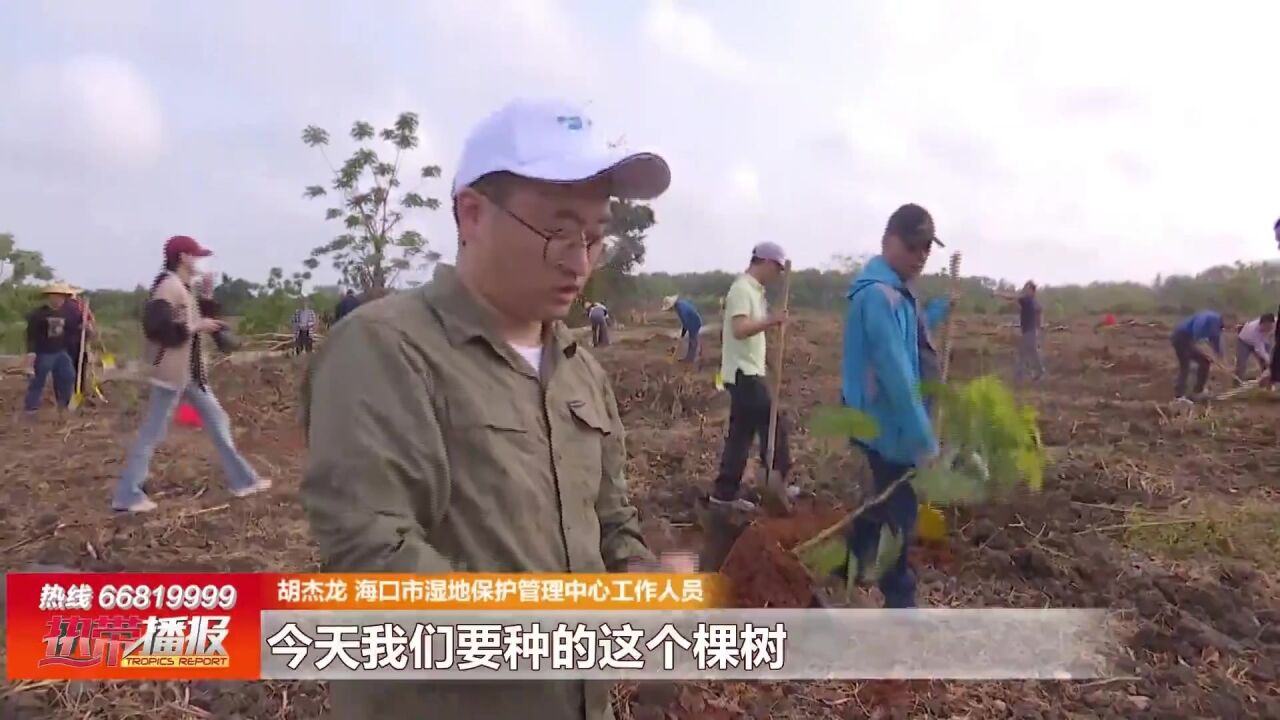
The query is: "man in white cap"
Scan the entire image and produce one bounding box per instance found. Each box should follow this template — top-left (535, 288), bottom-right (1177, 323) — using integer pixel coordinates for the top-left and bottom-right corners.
top-left (302, 98), bottom-right (688, 720)
top-left (710, 242), bottom-right (791, 511)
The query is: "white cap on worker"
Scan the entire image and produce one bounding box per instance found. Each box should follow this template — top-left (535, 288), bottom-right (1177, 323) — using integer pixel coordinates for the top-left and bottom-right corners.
top-left (452, 98), bottom-right (671, 200)
top-left (751, 241), bottom-right (788, 265)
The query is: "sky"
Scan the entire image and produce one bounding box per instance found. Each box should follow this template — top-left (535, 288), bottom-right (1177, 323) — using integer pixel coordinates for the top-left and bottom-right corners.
top-left (3, 0), bottom-right (1279, 290)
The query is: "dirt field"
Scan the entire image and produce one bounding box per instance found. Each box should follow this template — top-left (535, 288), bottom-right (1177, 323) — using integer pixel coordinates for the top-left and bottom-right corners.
top-left (3, 312), bottom-right (1280, 718)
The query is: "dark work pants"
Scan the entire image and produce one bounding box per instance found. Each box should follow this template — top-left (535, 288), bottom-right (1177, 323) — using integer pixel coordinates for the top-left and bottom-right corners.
top-left (682, 331), bottom-right (700, 362)
top-left (1234, 338), bottom-right (1267, 386)
top-left (590, 319), bottom-right (608, 347)
top-left (25, 351), bottom-right (75, 411)
top-left (712, 371), bottom-right (791, 501)
top-left (1272, 305), bottom-right (1280, 383)
top-left (846, 445), bottom-right (918, 608)
top-left (295, 329), bottom-right (314, 354)
top-left (1172, 330), bottom-right (1209, 398)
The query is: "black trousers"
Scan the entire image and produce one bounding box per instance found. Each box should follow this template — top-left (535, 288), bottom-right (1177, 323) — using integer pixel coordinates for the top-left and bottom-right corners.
top-left (712, 371), bottom-right (791, 501)
top-left (1272, 305), bottom-right (1280, 382)
top-left (1172, 329), bottom-right (1209, 398)
top-left (295, 329), bottom-right (314, 354)
top-left (846, 445), bottom-right (917, 608)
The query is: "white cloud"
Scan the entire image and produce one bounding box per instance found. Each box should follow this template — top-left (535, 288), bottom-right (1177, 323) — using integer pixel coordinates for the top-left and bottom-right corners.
top-left (414, 0), bottom-right (601, 94)
top-left (7, 55), bottom-right (164, 168)
top-left (60, 56), bottom-right (165, 164)
top-left (643, 0), bottom-right (749, 78)
top-left (728, 163), bottom-right (760, 204)
top-left (4, 0), bottom-right (1280, 289)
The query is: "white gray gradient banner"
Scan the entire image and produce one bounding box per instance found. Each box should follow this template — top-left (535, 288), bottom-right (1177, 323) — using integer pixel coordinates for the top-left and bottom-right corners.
top-left (259, 609), bottom-right (1118, 681)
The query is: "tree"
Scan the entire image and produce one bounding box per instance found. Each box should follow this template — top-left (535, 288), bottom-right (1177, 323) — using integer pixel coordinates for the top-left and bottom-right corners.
top-left (0, 233), bottom-right (54, 286)
top-left (301, 112), bottom-right (443, 294)
top-left (238, 267), bottom-right (309, 335)
top-left (582, 199), bottom-right (656, 309)
top-left (827, 253), bottom-right (867, 274)
top-left (212, 274), bottom-right (261, 316)
top-left (579, 137), bottom-right (661, 311)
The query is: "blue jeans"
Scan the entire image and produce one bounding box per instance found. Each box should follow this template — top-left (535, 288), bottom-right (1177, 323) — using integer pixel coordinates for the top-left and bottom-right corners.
top-left (112, 383), bottom-right (258, 508)
top-left (682, 331), bottom-right (700, 362)
top-left (847, 446), bottom-right (918, 608)
top-left (25, 351), bottom-right (76, 411)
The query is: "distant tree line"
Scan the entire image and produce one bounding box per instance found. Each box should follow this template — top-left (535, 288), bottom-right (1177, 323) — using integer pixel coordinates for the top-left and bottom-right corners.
top-left (625, 257), bottom-right (1280, 324)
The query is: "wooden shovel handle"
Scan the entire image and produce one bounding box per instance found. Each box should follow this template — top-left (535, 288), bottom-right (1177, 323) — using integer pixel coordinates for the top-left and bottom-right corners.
top-left (764, 260), bottom-right (793, 483)
top-left (74, 298), bottom-right (90, 397)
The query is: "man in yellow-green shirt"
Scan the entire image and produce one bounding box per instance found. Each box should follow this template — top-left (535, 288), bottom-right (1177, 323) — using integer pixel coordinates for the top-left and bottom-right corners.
top-left (712, 241), bottom-right (790, 511)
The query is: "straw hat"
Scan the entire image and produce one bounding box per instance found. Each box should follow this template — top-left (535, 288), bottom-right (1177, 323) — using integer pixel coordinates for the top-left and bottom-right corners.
top-left (41, 280), bottom-right (79, 296)
top-left (661, 295), bottom-right (677, 311)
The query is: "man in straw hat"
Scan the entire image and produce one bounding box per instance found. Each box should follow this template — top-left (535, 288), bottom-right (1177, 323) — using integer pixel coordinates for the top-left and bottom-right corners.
top-left (23, 280), bottom-right (79, 414)
top-left (662, 294), bottom-right (703, 362)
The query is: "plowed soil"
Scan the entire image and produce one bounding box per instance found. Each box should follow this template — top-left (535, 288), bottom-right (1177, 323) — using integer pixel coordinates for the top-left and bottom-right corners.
top-left (3, 313), bottom-right (1280, 718)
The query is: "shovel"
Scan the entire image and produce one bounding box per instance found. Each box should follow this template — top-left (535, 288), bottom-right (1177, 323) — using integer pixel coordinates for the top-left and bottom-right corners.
top-left (1214, 377), bottom-right (1264, 401)
top-left (760, 260), bottom-right (795, 518)
top-left (69, 299), bottom-right (90, 411)
top-left (917, 251), bottom-right (963, 542)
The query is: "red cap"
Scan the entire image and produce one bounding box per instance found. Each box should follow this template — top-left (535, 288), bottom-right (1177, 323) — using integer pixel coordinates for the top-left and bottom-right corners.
top-left (165, 235), bottom-right (212, 262)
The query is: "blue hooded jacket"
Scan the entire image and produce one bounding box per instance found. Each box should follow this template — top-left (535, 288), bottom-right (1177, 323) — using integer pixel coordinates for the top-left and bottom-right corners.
top-left (673, 298), bottom-right (702, 336)
top-left (841, 256), bottom-right (943, 466)
top-left (1174, 311), bottom-right (1224, 357)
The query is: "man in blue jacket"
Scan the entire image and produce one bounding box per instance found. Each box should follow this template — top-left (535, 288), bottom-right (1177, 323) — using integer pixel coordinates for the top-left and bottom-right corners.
top-left (840, 203), bottom-right (947, 608)
top-left (1171, 310), bottom-right (1226, 400)
top-left (663, 295), bottom-right (703, 362)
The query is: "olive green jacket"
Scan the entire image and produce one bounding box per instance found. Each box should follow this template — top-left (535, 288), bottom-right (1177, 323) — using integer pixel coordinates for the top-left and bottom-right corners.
top-left (301, 265), bottom-right (653, 720)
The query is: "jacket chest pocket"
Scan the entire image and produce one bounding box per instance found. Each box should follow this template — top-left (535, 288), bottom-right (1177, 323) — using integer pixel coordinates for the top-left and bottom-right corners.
top-left (446, 400), bottom-right (543, 487)
top-left (557, 399), bottom-right (611, 496)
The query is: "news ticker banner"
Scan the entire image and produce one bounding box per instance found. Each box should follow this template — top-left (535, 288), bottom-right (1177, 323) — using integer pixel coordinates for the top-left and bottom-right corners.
top-left (6, 572), bottom-right (722, 680)
top-left (6, 572), bottom-right (1120, 681)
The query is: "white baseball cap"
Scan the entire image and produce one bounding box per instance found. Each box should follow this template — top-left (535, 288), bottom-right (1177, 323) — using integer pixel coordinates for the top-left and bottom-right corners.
top-left (452, 98), bottom-right (671, 201)
top-left (751, 241), bottom-right (788, 266)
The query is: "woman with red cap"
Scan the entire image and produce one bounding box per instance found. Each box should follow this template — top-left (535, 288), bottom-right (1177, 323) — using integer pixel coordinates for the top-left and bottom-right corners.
top-left (112, 235), bottom-right (270, 513)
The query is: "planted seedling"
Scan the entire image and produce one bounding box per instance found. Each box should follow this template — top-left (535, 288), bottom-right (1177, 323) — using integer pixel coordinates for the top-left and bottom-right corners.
top-left (798, 374), bottom-right (1045, 586)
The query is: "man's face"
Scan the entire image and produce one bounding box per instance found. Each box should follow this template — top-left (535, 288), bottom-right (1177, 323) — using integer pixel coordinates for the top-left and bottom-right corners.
top-left (882, 233), bottom-right (931, 280)
top-left (46, 294), bottom-right (67, 309)
top-left (458, 176), bottom-right (612, 323)
top-left (755, 259), bottom-right (784, 285)
top-left (1263, 320), bottom-right (1276, 335)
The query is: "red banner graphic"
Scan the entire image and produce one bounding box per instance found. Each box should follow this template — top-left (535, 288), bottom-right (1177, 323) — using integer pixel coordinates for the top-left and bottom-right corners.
top-left (5, 572), bottom-right (722, 680)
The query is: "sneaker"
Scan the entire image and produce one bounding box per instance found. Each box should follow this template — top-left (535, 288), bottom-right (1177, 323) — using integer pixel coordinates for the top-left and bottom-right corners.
top-left (114, 497), bottom-right (158, 513)
top-left (230, 477), bottom-right (273, 498)
top-left (708, 495), bottom-right (758, 512)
